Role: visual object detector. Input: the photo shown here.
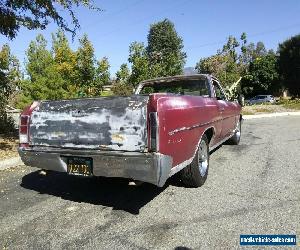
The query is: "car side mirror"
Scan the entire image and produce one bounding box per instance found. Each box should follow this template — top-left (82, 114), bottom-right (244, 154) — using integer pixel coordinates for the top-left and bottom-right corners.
top-left (238, 94), bottom-right (245, 107)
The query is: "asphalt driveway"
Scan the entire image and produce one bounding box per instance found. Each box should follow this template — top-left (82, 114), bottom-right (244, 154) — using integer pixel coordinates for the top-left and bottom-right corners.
top-left (0, 116), bottom-right (299, 249)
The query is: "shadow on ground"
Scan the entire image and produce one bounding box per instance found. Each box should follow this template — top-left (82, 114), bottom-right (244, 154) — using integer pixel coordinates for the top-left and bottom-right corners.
top-left (21, 171), bottom-right (168, 215)
top-left (20, 144), bottom-right (231, 215)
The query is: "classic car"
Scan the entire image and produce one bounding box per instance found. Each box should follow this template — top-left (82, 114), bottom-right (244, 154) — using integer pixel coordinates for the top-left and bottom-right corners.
top-left (18, 74), bottom-right (242, 187)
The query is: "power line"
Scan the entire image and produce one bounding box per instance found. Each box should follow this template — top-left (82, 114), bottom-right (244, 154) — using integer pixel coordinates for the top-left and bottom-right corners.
top-left (83, 0), bottom-right (147, 27)
top-left (186, 22), bottom-right (300, 49)
top-left (94, 0), bottom-right (192, 41)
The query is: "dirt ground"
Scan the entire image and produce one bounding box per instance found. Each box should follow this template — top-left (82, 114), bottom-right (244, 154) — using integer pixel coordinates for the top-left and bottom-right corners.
top-left (0, 135), bottom-right (19, 160)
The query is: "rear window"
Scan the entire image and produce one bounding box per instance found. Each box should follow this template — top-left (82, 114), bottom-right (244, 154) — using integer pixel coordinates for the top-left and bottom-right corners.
top-left (139, 79), bottom-right (210, 96)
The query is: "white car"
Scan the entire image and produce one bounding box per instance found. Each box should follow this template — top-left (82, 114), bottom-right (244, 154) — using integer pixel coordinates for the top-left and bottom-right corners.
top-left (247, 95), bottom-right (275, 105)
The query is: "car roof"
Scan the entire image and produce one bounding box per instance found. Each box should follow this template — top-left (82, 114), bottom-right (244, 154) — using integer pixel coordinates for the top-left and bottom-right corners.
top-left (140, 74), bottom-right (211, 85)
top-left (256, 95), bottom-right (273, 97)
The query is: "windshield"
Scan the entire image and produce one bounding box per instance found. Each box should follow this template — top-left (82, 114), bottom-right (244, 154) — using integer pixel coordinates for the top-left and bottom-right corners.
top-left (138, 79), bottom-right (210, 96)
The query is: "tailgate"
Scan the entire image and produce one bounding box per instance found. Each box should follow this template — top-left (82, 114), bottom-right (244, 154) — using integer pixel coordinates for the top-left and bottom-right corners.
top-left (29, 96), bottom-right (148, 152)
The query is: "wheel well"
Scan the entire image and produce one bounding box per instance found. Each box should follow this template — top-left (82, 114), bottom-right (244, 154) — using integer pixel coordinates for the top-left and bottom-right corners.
top-left (204, 127), bottom-right (214, 144)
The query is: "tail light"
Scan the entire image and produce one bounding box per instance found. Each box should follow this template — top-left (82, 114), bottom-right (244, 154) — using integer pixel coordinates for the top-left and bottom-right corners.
top-left (19, 101), bottom-right (40, 148)
top-left (149, 112), bottom-right (159, 152)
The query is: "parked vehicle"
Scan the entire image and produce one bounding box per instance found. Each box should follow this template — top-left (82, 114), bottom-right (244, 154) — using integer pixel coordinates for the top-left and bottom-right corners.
top-left (247, 95), bottom-right (275, 105)
top-left (18, 74), bottom-right (242, 187)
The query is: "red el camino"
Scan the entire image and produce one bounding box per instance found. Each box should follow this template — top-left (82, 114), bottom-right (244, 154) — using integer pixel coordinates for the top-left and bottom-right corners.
top-left (19, 74), bottom-right (242, 187)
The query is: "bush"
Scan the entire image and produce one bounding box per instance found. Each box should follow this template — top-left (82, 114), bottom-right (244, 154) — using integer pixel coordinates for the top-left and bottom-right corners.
top-left (111, 83), bottom-right (133, 96)
top-left (0, 111), bottom-right (17, 134)
top-left (277, 98), bottom-right (300, 110)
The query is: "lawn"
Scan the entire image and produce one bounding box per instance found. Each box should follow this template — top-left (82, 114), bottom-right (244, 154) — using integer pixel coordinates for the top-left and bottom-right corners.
top-left (242, 99), bottom-right (300, 115)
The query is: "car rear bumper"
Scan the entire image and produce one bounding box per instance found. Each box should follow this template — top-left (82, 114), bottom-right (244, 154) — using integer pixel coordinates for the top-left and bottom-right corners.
top-left (18, 147), bottom-right (173, 187)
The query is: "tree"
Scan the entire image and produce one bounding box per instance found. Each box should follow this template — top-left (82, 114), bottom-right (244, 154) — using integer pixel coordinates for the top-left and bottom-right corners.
top-left (241, 53), bottom-right (280, 97)
top-left (26, 34), bottom-right (53, 82)
top-left (112, 63), bottom-right (132, 96)
top-left (128, 42), bottom-right (150, 86)
top-left (116, 63), bottom-right (130, 84)
top-left (111, 83), bottom-right (133, 96)
top-left (127, 19), bottom-right (186, 86)
top-left (52, 29), bottom-right (77, 90)
top-left (18, 33), bottom-right (69, 107)
top-left (195, 36), bottom-right (241, 88)
top-left (93, 57), bottom-right (110, 96)
top-left (0, 44), bottom-right (21, 131)
top-left (146, 19), bottom-right (186, 77)
top-left (196, 35), bottom-right (243, 88)
top-left (278, 34), bottom-right (300, 96)
top-left (76, 34), bottom-right (96, 96)
top-left (196, 34), bottom-right (271, 95)
top-left (0, 0), bottom-right (100, 39)
top-left (240, 40), bottom-right (267, 68)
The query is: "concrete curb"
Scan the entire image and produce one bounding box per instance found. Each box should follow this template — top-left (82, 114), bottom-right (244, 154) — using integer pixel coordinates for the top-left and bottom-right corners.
top-left (0, 156), bottom-right (23, 171)
top-left (243, 111), bottom-right (300, 120)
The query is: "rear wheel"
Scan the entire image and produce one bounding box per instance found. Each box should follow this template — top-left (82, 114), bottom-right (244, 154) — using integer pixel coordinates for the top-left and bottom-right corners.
top-left (180, 134), bottom-right (209, 187)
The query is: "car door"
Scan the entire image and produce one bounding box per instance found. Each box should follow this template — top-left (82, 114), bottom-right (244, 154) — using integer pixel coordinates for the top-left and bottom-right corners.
top-left (212, 80), bottom-right (236, 140)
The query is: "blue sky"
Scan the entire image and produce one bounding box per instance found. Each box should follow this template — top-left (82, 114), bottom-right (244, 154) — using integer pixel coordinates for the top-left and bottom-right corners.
top-left (0, 0), bottom-right (299, 75)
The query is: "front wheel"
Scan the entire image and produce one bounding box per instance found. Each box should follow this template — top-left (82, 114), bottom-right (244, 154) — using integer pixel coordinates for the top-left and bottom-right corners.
top-left (180, 134), bottom-right (209, 188)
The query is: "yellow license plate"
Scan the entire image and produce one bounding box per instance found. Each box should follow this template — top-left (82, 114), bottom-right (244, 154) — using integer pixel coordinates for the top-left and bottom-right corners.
top-left (67, 157), bottom-right (93, 176)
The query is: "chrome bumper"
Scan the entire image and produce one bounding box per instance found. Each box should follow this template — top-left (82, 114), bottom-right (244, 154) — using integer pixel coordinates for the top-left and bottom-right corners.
top-left (18, 147), bottom-right (173, 187)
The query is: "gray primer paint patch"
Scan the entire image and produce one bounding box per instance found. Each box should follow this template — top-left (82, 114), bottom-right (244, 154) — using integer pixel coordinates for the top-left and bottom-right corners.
top-left (29, 96), bottom-right (149, 152)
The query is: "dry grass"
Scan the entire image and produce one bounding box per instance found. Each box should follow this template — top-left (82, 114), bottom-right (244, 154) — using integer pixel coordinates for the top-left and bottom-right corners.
top-left (242, 103), bottom-right (299, 115)
top-left (278, 99), bottom-right (300, 110)
top-left (0, 136), bottom-right (19, 160)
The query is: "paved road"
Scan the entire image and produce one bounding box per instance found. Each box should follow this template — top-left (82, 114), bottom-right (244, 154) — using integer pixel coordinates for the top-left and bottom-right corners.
top-left (0, 116), bottom-right (299, 249)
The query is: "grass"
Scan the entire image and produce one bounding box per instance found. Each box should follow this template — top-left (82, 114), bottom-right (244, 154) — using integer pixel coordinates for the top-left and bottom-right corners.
top-left (242, 99), bottom-right (300, 115)
top-left (276, 98), bottom-right (300, 110)
top-left (242, 110), bottom-right (255, 115)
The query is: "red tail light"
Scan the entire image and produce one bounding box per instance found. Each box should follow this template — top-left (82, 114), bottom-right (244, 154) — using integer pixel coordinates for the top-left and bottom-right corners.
top-left (19, 101), bottom-right (40, 148)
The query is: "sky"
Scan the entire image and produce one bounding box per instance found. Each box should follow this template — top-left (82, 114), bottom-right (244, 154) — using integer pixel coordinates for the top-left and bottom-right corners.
top-left (0, 0), bottom-right (300, 75)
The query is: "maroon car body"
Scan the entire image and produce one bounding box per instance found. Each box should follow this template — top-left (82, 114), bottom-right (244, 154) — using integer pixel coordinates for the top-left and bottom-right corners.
top-left (19, 74), bottom-right (242, 187)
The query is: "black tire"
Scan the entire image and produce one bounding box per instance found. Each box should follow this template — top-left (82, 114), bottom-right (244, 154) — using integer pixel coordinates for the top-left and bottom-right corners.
top-left (180, 134), bottom-right (209, 188)
top-left (227, 119), bottom-right (241, 145)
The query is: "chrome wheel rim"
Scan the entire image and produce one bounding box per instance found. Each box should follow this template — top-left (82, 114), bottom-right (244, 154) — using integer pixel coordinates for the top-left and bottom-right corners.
top-left (198, 140), bottom-right (208, 177)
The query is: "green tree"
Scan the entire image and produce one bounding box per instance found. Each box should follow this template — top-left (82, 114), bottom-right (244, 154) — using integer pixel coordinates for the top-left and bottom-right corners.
top-left (196, 35), bottom-right (243, 88)
top-left (278, 34), bottom-right (300, 96)
top-left (93, 57), bottom-right (110, 96)
top-left (18, 34), bottom-right (69, 108)
top-left (240, 40), bottom-right (267, 69)
top-left (127, 19), bottom-right (186, 86)
top-left (128, 42), bottom-right (150, 86)
top-left (0, 44), bottom-right (21, 131)
top-left (52, 29), bottom-right (77, 92)
top-left (196, 34), bottom-right (270, 93)
top-left (241, 53), bottom-right (280, 97)
top-left (146, 19), bottom-right (186, 77)
top-left (76, 34), bottom-right (96, 96)
top-left (196, 50), bottom-right (240, 88)
top-left (111, 83), bottom-right (133, 96)
top-left (0, 0), bottom-right (100, 39)
top-left (112, 63), bottom-right (132, 96)
top-left (116, 63), bottom-right (130, 84)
